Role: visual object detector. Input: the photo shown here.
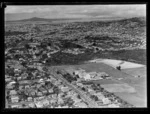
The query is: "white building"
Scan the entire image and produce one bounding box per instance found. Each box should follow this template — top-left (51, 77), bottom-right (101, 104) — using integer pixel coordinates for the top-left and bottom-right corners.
top-left (102, 98), bottom-right (111, 105)
top-left (108, 104), bottom-right (120, 108)
top-left (9, 90), bottom-right (17, 96)
top-left (88, 72), bottom-right (97, 78)
top-left (61, 86), bottom-right (70, 92)
top-left (11, 104), bottom-right (22, 108)
top-left (11, 96), bottom-right (19, 103)
top-left (35, 101), bottom-right (43, 108)
top-left (61, 105), bottom-right (69, 108)
top-left (48, 88), bottom-right (53, 93)
top-left (84, 74), bottom-right (91, 80)
top-left (28, 103), bottom-right (36, 108)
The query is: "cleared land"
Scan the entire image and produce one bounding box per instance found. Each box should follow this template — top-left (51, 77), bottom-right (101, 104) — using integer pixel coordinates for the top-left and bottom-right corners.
top-left (122, 67), bottom-right (146, 77)
top-left (89, 59), bottom-right (145, 69)
top-left (114, 92), bottom-right (147, 107)
top-left (100, 84), bottom-right (136, 93)
top-left (89, 79), bottom-right (123, 85)
top-left (54, 60), bottom-right (146, 107)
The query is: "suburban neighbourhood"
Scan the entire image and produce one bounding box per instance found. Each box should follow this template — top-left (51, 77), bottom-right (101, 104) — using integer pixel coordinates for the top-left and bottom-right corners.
top-left (5, 5), bottom-right (146, 108)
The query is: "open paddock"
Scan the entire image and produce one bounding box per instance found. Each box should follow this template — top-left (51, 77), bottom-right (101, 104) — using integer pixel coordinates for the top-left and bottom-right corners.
top-left (100, 84), bottom-right (136, 93)
top-left (89, 59), bottom-right (145, 69)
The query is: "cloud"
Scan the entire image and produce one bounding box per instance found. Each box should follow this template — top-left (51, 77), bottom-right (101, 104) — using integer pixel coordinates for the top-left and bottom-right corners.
top-left (68, 5), bottom-right (146, 18)
top-left (5, 5), bottom-right (146, 20)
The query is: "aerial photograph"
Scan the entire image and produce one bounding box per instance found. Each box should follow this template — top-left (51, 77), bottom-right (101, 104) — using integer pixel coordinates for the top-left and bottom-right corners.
top-left (5, 4), bottom-right (146, 108)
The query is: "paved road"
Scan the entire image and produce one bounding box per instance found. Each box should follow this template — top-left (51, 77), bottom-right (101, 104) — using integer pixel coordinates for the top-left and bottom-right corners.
top-left (6, 66), bottom-right (100, 108)
top-left (48, 68), bottom-right (100, 108)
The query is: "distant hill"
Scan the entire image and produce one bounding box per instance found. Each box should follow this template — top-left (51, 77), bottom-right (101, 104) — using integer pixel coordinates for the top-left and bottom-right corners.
top-left (6, 17), bottom-right (84, 23)
top-left (116, 17), bottom-right (146, 26)
top-left (17, 17), bottom-right (52, 22)
top-left (6, 16), bottom-right (146, 24)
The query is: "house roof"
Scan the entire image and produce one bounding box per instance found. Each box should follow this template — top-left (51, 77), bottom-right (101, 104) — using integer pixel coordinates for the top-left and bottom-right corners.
top-left (74, 102), bottom-right (88, 108)
top-left (10, 90), bottom-right (17, 95)
top-left (11, 95), bottom-right (19, 99)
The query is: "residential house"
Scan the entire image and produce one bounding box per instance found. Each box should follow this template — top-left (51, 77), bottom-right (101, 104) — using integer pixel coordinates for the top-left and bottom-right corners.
top-left (35, 101), bottom-right (43, 108)
top-left (39, 87), bottom-right (47, 94)
top-left (11, 95), bottom-right (19, 103)
top-left (51, 94), bottom-right (57, 99)
top-left (84, 74), bottom-right (91, 80)
top-left (5, 78), bottom-right (11, 82)
top-left (67, 90), bottom-right (75, 97)
top-left (19, 80), bottom-right (30, 85)
top-left (102, 98), bottom-right (111, 105)
top-left (37, 92), bottom-right (43, 96)
top-left (57, 97), bottom-right (64, 105)
top-left (61, 86), bottom-right (70, 92)
top-left (17, 77), bottom-right (22, 81)
top-left (42, 99), bottom-right (50, 106)
top-left (94, 92), bottom-right (105, 100)
top-left (88, 88), bottom-right (96, 94)
top-left (88, 72), bottom-right (97, 78)
top-left (107, 103), bottom-right (120, 108)
top-left (61, 105), bottom-right (69, 108)
top-left (74, 102), bottom-right (88, 108)
top-left (48, 88), bottom-right (53, 93)
top-left (76, 83), bottom-right (84, 88)
top-left (6, 84), bottom-right (14, 89)
top-left (28, 103), bottom-right (36, 108)
top-left (49, 99), bottom-right (57, 104)
top-left (72, 96), bottom-right (82, 104)
top-left (27, 97), bottom-right (33, 102)
top-left (9, 90), bottom-right (17, 96)
top-left (30, 90), bottom-right (36, 96)
top-left (8, 81), bottom-right (16, 86)
top-left (11, 104), bottom-right (22, 108)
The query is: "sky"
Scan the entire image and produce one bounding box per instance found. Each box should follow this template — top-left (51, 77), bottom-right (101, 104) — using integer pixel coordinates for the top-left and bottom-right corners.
top-left (5, 5), bottom-right (146, 21)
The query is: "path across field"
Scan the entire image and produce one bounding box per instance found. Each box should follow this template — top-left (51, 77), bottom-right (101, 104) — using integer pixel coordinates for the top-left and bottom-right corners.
top-left (89, 59), bottom-right (145, 69)
top-left (53, 61), bottom-right (147, 107)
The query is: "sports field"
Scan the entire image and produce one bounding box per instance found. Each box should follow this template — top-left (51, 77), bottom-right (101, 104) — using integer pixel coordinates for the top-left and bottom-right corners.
top-left (89, 59), bottom-right (145, 69)
top-left (53, 59), bottom-right (147, 107)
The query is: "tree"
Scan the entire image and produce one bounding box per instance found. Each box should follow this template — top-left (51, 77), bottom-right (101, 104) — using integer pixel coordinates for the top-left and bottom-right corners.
top-left (7, 68), bottom-right (15, 76)
top-left (24, 44), bottom-right (30, 49)
top-left (91, 95), bottom-right (99, 101)
top-left (93, 42), bottom-right (96, 46)
top-left (29, 38), bottom-right (33, 42)
top-left (26, 76), bottom-right (31, 80)
top-left (42, 67), bottom-right (48, 72)
top-left (116, 66), bottom-right (121, 70)
top-left (77, 95), bottom-right (81, 99)
top-left (53, 86), bottom-right (59, 95)
top-left (15, 82), bottom-right (19, 90)
top-left (81, 87), bottom-right (86, 91)
top-left (74, 39), bottom-right (78, 41)
top-left (21, 61), bottom-right (27, 66)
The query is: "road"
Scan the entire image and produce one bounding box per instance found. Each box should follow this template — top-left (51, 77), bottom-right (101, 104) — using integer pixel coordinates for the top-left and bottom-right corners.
top-left (6, 65), bottom-right (100, 108)
top-left (48, 68), bottom-right (100, 108)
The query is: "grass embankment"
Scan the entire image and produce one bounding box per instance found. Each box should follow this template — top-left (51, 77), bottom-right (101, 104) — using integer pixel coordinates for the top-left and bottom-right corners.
top-left (46, 49), bottom-right (146, 66)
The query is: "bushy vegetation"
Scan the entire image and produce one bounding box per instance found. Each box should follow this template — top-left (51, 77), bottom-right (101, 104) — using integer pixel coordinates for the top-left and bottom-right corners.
top-left (62, 73), bottom-right (77, 83)
top-left (60, 40), bottom-right (84, 49)
top-left (45, 48), bottom-right (146, 66)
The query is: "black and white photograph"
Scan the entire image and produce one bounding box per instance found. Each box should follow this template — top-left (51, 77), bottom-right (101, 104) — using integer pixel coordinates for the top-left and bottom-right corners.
top-left (4, 4), bottom-right (147, 108)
